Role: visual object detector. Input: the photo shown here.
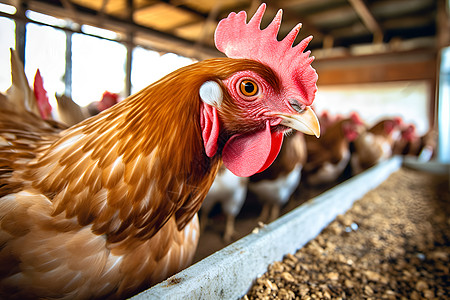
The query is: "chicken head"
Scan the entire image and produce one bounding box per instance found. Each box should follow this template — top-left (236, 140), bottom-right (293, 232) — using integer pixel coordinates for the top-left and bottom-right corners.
top-left (199, 3), bottom-right (320, 177)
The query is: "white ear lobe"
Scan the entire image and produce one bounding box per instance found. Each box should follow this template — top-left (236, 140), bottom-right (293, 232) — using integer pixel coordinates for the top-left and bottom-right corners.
top-left (199, 81), bottom-right (223, 107)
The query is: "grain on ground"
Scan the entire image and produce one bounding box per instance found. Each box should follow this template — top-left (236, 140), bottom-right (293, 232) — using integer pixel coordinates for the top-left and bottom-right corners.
top-left (244, 168), bottom-right (450, 300)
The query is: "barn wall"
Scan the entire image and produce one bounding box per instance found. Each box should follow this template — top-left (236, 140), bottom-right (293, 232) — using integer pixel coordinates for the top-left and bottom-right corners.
top-left (312, 50), bottom-right (437, 133)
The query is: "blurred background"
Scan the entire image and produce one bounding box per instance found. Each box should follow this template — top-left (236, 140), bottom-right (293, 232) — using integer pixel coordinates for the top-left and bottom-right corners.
top-left (0, 0), bottom-right (449, 161)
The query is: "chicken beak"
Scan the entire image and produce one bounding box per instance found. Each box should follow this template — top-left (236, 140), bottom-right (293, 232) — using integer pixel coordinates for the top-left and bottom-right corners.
top-left (277, 106), bottom-right (320, 138)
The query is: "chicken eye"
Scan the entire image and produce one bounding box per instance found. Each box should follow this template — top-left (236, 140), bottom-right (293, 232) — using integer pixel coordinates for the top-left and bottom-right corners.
top-left (239, 80), bottom-right (258, 97)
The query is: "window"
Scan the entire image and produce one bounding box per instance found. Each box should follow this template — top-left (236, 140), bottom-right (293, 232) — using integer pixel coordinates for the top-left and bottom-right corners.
top-left (0, 17), bottom-right (16, 92)
top-left (314, 81), bottom-right (431, 135)
top-left (0, 11), bottom-right (194, 108)
top-left (25, 22), bottom-right (66, 102)
top-left (131, 46), bottom-right (194, 94)
top-left (71, 33), bottom-right (127, 106)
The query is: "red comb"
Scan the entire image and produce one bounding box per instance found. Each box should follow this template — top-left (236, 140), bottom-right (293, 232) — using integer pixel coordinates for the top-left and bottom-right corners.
top-left (214, 3), bottom-right (318, 105)
top-left (98, 91), bottom-right (119, 111)
top-left (350, 111), bottom-right (364, 125)
top-left (33, 69), bottom-right (52, 119)
top-left (402, 124), bottom-right (416, 141)
top-left (393, 116), bottom-right (403, 126)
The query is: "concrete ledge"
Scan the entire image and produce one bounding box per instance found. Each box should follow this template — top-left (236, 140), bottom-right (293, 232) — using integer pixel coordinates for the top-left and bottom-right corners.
top-left (132, 156), bottom-right (403, 300)
top-left (403, 157), bottom-right (450, 175)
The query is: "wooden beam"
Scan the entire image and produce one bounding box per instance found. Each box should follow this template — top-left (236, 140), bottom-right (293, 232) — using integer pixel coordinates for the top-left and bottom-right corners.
top-left (99, 0), bottom-right (110, 17)
top-left (195, 0), bottom-right (221, 47)
top-left (25, 0), bottom-right (221, 59)
top-left (437, 0), bottom-right (450, 49)
top-left (60, 0), bottom-right (82, 27)
top-left (323, 34), bottom-right (334, 49)
top-left (276, 8), bottom-right (324, 40)
top-left (316, 61), bottom-right (435, 85)
top-left (277, 0), bottom-right (336, 11)
top-left (314, 50), bottom-right (437, 85)
top-left (127, 0), bottom-right (134, 22)
top-left (348, 0), bottom-right (383, 43)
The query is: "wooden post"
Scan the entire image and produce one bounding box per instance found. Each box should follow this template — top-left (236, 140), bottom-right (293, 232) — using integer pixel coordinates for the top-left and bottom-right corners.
top-left (124, 0), bottom-right (134, 96)
top-left (125, 33), bottom-right (133, 97)
top-left (15, 0), bottom-right (26, 64)
top-left (64, 30), bottom-right (72, 97)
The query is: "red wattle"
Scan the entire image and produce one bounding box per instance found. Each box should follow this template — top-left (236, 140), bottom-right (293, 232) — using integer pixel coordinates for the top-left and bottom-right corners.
top-left (222, 121), bottom-right (284, 177)
top-left (257, 130), bottom-right (283, 173)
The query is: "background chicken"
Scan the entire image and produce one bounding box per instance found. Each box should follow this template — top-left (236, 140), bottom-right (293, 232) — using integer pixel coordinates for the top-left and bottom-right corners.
top-left (350, 117), bottom-right (403, 175)
top-left (56, 91), bottom-right (120, 126)
top-left (3, 49), bottom-right (51, 119)
top-left (393, 124), bottom-right (421, 155)
top-left (248, 132), bottom-right (307, 222)
top-left (0, 4), bottom-right (319, 299)
top-left (393, 124), bottom-right (437, 162)
top-left (317, 110), bottom-right (341, 135)
top-left (303, 112), bottom-right (364, 186)
top-left (200, 165), bottom-right (249, 242)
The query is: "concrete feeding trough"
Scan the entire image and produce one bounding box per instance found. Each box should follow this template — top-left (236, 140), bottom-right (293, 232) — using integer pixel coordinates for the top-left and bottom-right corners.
top-left (131, 156), bottom-right (403, 300)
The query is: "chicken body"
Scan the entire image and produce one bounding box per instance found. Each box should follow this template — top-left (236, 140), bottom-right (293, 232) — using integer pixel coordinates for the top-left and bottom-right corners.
top-left (350, 118), bottom-right (402, 175)
top-left (4, 50), bottom-right (43, 118)
top-left (393, 125), bottom-right (437, 162)
top-left (317, 110), bottom-right (341, 135)
top-left (303, 116), bottom-right (361, 186)
top-left (201, 165), bottom-right (248, 242)
top-left (0, 188), bottom-right (198, 300)
top-left (393, 124), bottom-right (421, 156)
top-left (249, 132), bottom-right (306, 222)
top-left (56, 92), bottom-right (120, 126)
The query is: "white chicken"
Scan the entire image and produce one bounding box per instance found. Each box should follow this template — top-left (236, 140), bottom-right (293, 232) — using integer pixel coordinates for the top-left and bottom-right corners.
top-left (248, 132), bottom-right (307, 222)
top-left (200, 165), bottom-right (249, 242)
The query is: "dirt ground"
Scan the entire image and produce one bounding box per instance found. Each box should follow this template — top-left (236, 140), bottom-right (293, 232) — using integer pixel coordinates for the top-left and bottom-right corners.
top-left (243, 167), bottom-right (450, 299)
